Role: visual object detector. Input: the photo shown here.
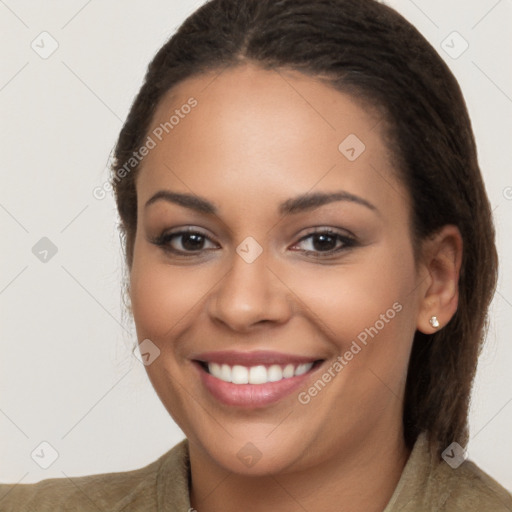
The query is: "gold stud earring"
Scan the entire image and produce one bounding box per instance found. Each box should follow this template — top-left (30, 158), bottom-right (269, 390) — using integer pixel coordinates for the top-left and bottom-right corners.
top-left (429, 316), bottom-right (440, 329)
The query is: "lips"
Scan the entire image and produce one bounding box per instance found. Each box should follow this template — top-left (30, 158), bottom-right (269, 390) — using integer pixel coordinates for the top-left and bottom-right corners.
top-left (192, 350), bottom-right (323, 408)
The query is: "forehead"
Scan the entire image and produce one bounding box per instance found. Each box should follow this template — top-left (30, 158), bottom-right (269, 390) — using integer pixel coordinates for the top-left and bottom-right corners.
top-left (136, 63), bottom-right (408, 223)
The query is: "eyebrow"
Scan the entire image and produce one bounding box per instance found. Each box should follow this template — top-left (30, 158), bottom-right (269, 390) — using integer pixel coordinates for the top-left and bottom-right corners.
top-left (144, 189), bottom-right (378, 216)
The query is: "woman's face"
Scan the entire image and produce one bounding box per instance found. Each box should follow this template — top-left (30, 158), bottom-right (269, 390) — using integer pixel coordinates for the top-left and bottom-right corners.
top-left (129, 63), bottom-right (426, 475)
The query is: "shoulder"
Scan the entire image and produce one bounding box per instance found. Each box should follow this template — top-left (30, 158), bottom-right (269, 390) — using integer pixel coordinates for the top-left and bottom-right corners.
top-left (0, 460), bottom-right (161, 512)
top-left (0, 440), bottom-right (189, 512)
top-left (430, 457), bottom-right (512, 511)
top-left (387, 433), bottom-right (512, 512)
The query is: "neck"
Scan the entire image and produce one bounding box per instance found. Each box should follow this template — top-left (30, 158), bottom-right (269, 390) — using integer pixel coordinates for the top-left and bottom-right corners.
top-left (189, 427), bottom-right (411, 512)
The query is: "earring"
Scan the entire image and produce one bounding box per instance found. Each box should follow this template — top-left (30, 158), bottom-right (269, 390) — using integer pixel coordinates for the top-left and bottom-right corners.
top-left (429, 316), bottom-right (440, 329)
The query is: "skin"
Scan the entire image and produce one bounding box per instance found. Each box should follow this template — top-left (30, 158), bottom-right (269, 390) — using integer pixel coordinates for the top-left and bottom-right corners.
top-left (128, 63), bottom-right (462, 512)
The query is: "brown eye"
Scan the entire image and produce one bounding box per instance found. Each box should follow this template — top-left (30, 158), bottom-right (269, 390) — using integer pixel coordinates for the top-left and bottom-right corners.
top-left (151, 228), bottom-right (218, 255)
top-left (291, 229), bottom-right (357, 258)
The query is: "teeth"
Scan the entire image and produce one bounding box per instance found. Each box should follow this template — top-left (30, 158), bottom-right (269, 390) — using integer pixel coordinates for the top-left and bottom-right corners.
top-left (210, 362), bottom-right (221, 377)
top-left (249, 365), bottom-right (267, 384)
top-left (220, 364), bottom-right (231, 382)
top-left (231, 365), bottom-right (249, 384)
top-left (206, 361), bottom-right (314, 384)
top-left (294, 363), bottom-right (310, 376)
top-left (268, 364), bottom-right (283, 382)
top-left (283, 364), bottom-right (295, 378)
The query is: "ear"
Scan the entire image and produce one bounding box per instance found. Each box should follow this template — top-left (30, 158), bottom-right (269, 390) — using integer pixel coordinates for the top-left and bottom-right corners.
top-left (416, 225), bottom-right (463, 334)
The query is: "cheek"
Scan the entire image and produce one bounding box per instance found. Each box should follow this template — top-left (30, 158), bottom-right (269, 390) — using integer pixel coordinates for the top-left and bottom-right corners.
top-left (129, 253), bottom-right (211, 342)
top-left (128, 253), bottom-right (210, 428)
top-left (303, 250), bottom-right (410, 318)
top-left (287, 242), bottom-right (417, 370)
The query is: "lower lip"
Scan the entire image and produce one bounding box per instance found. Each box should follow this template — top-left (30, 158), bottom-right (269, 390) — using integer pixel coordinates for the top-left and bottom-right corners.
top-left (195, 362), bottom-right (318, 408)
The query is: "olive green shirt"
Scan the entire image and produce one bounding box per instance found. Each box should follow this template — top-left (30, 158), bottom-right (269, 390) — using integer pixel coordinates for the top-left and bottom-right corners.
top-left (1, 433), bottom-right (511, 511)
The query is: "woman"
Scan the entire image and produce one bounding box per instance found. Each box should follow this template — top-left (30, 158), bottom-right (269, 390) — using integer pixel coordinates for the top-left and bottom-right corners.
top-left (1, 0), bottom-right (511, 510)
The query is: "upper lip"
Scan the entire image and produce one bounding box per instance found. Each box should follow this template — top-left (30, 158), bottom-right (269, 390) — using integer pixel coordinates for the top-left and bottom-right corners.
top-left (192, 350), bottom-right (323, 366)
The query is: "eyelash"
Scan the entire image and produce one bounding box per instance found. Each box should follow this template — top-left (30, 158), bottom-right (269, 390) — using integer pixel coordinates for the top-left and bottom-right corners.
top-left (150, 227), bottom-right (358, 259)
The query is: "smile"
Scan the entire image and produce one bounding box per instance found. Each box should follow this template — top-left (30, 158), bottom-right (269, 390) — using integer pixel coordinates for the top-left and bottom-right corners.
top-left (205, 362), bottom-right (314, 384)
top-left (192, 351), bottom-right (324, 408)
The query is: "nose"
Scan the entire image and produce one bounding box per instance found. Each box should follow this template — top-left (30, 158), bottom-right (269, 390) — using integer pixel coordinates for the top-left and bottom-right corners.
top-left (207, 247), bottom-right (293, 333)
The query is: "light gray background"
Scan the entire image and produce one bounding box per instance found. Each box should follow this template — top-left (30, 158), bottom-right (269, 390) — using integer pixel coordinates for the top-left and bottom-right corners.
top-left (1, 0), bottom-right (511, 490)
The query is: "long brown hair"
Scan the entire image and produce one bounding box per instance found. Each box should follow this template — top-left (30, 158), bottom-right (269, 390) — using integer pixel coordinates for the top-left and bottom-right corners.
top-left (110, 0), bottom-right (498, 460)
